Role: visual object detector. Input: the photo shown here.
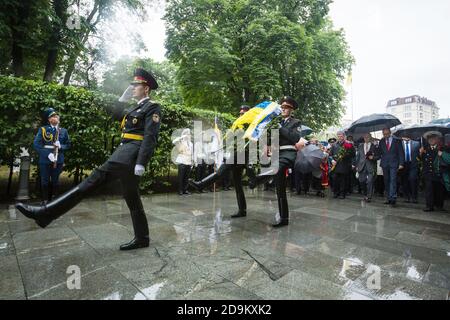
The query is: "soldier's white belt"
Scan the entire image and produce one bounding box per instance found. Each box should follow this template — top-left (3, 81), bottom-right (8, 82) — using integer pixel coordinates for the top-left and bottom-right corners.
top-left (44, 145), bottom-right (55, 149)
top-left (280, 145), bottom-right (297, 151)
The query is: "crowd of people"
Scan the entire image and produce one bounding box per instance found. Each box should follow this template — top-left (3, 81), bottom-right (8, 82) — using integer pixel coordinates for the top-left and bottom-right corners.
top-left (15, 67), bottom-right (449, 251)
top-left (174, 120), bottom-right (450, 214)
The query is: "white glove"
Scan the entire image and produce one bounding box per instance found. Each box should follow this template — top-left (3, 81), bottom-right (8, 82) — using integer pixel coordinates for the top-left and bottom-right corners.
top-left (54, 141), bottom-right (61, 149)
top-left (48, 153), bottom-right (56, 162)
top-left (119, 85), bottom-right (134, 103)
top-left (134, 164), bottom-right (145, 176)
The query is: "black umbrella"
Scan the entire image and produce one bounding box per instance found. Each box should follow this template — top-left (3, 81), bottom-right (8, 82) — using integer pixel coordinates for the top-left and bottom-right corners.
top-left (393, 123), bottom-right (450, 140)
top-left (347, 113), bottom-right (401, 134)
top-left (300, 125), bottom-right (313, 137)
top-left (295, 144), bottom-right (324, 174)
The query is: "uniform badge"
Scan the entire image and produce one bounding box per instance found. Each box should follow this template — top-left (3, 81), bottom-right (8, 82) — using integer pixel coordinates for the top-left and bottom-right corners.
top-left (132, 118), bottom-right (138, 124)
top-left (152, 114), bottom-right (160, 123)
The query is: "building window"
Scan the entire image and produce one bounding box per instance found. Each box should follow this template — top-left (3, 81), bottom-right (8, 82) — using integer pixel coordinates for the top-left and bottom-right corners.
top-left (405, 98), bottom-right (412, 103)
top-left (390, 108), bottom-right (396, 113)
top-left (404, 105), bottom-right (411, 111)
top-left (419, 113), bottom-right (423, 119)
top-left (419, 106), bottom-right (423, 111)
top-left (404, 113), bottom-right (411, 118)
top-left (391, 101), bottom-right (398, 106)
top-left (420, 120), bottom-right (424, 124)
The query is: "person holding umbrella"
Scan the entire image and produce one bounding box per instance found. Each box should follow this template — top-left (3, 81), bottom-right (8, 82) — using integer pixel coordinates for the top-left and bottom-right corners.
top-left (377, 128), bottom-right (405, 207)
top-left (420, 132), bottom-right (446, 212)
top-left (355, 133), bottom-right (377, 202)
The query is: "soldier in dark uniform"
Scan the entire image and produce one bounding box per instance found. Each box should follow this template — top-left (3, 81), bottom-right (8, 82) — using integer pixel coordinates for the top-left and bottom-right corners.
top-left (189, 105), bottom-right (254, 218)
top-left (16, 68), bottom-right (162, 251)
top-left (420, 133), bottom-right (446, 212)
top-left (248, 96), bottom-right (304, 227)
top-left (34, 108), bottom-right (71, 202)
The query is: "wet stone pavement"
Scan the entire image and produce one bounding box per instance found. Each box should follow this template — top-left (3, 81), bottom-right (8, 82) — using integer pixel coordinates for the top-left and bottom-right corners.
top-left (1, 189), bottom-right (449, 300)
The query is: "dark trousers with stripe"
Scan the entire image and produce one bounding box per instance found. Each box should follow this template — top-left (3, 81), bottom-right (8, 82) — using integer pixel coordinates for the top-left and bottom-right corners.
top-left (80, 161), bottom-right (148, 239)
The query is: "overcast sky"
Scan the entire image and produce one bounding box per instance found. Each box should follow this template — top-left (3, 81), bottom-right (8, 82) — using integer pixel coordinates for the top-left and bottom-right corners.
top-left (107, 0), bottom-right (450, 121)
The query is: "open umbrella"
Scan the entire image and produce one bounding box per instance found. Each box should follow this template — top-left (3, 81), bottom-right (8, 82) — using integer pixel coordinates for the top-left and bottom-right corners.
top-left (430, 118), bottom-right (450, 125)
top-left (347, 113), bottom-right (401, 134)
top-left (300, 125), bottom-right (313, 137)
top-left (393, 123), bottom-right (450, 140)
top-left (294, 144), bottom-right (324, 174)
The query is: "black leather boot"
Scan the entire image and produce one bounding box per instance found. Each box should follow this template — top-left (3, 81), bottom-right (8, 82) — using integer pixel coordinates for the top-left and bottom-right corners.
top-left (16, 186), bottom-right (84, 228)
top-left (273, 196), bottom-right (289, 228)
top-left (231, 210), bottom-right (247, 218)
top-left (15, 171), bottom-right (102, 228)
top-left (248, 172), bottom-right (275, 189)
top-left (189, 164), bottom-right (230, 191)
top-left (120, 237), bottom-right (150, 251)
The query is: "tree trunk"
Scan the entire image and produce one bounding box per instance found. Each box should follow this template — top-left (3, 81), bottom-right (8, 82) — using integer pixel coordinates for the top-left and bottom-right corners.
top-left (63, 2), bottom-right (100, 86)
top-left (10, 1), bottom-right (32, 77)
top-left (6, 156), bottom-right (14, 196)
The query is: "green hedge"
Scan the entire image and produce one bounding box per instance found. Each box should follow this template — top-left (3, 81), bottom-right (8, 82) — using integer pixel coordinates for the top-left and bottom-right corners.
top-left (0, 76), bottom-right (235, 193)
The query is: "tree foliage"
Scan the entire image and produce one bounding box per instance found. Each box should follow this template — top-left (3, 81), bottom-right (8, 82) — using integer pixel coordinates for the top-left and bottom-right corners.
top-left (101, 56), bottom-right (183, 104)
top-left (0, 0), bottom-right (149, 85)
top-left (0, 75), bottom-right (234, 195)
top-left (165, 0), bottom-right (354, 131)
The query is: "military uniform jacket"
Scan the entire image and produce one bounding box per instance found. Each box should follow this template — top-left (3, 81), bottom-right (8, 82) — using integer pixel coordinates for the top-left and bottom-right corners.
top-left (420, 145), bottom-right (442, 181)
top-left (33, 125), bottom-right (70, 165)
top-left (108, 97), bottom-right (162, 167)
top-left (279, 117), bottom-right (302, 147)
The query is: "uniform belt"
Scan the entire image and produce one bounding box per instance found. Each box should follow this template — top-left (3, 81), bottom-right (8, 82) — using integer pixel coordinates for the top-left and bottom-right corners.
top-left (121, 133), bottom-right (144, 141)
top-left (280, 145), bottom-right (297, 151)
top-left (44, 145), bottom-right (55, 149)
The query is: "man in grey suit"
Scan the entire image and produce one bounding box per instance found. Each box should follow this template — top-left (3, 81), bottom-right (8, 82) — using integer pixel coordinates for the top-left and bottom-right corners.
top-left (400, 137), bottom-right (420, 203)
top-left (355, 133), bottom-right (378, 202)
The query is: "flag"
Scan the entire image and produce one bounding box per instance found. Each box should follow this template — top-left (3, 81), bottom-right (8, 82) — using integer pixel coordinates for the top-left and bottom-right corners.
top-left (230, 105), bottom-right (265, 131)
top-left (244, 101), bottom-right (281, 141)
top-left (213, 115), bottom-right (224, 167)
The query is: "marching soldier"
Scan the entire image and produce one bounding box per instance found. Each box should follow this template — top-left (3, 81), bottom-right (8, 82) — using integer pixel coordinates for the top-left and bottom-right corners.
top-left (189, 105), bottom-right (254, 218)
top-left (16, 68), bottom-right (162, 251)
top-left (34, 108), bottom-right (70, 202)
top-left (248, 96), bottom-right (305, 227)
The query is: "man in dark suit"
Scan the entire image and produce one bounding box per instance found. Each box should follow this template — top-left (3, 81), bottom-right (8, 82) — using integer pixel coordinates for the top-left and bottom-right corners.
top-left (355, 133), bottom-right (377, 202)
top-left (16, 68), bottom-right (161, 251)
top-left (330, 131), bottom-right (355, 199)
top-left (377, 128), bottom-right (405, 206)
top-left (400, 137), bottom-right (420, 203)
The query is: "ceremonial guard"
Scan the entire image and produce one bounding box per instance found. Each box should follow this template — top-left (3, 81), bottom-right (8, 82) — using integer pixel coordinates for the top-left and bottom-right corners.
top-left (189, 105), bottom-right (254, 218)
top-left (248, 96), bottom-right (304, 227)
top-left (34, 108), bottom-right (70, 202)
top-left (16, 68), bottom-right (162, 251)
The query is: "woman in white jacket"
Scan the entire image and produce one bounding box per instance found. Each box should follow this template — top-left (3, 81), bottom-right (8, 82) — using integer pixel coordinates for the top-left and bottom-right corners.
top-left (173, 129), bottom-right (194, 195)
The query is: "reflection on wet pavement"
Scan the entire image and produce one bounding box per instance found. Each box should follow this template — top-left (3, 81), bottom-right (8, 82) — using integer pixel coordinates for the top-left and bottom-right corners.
top-left (1, 190), bottom-right (449, 300)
